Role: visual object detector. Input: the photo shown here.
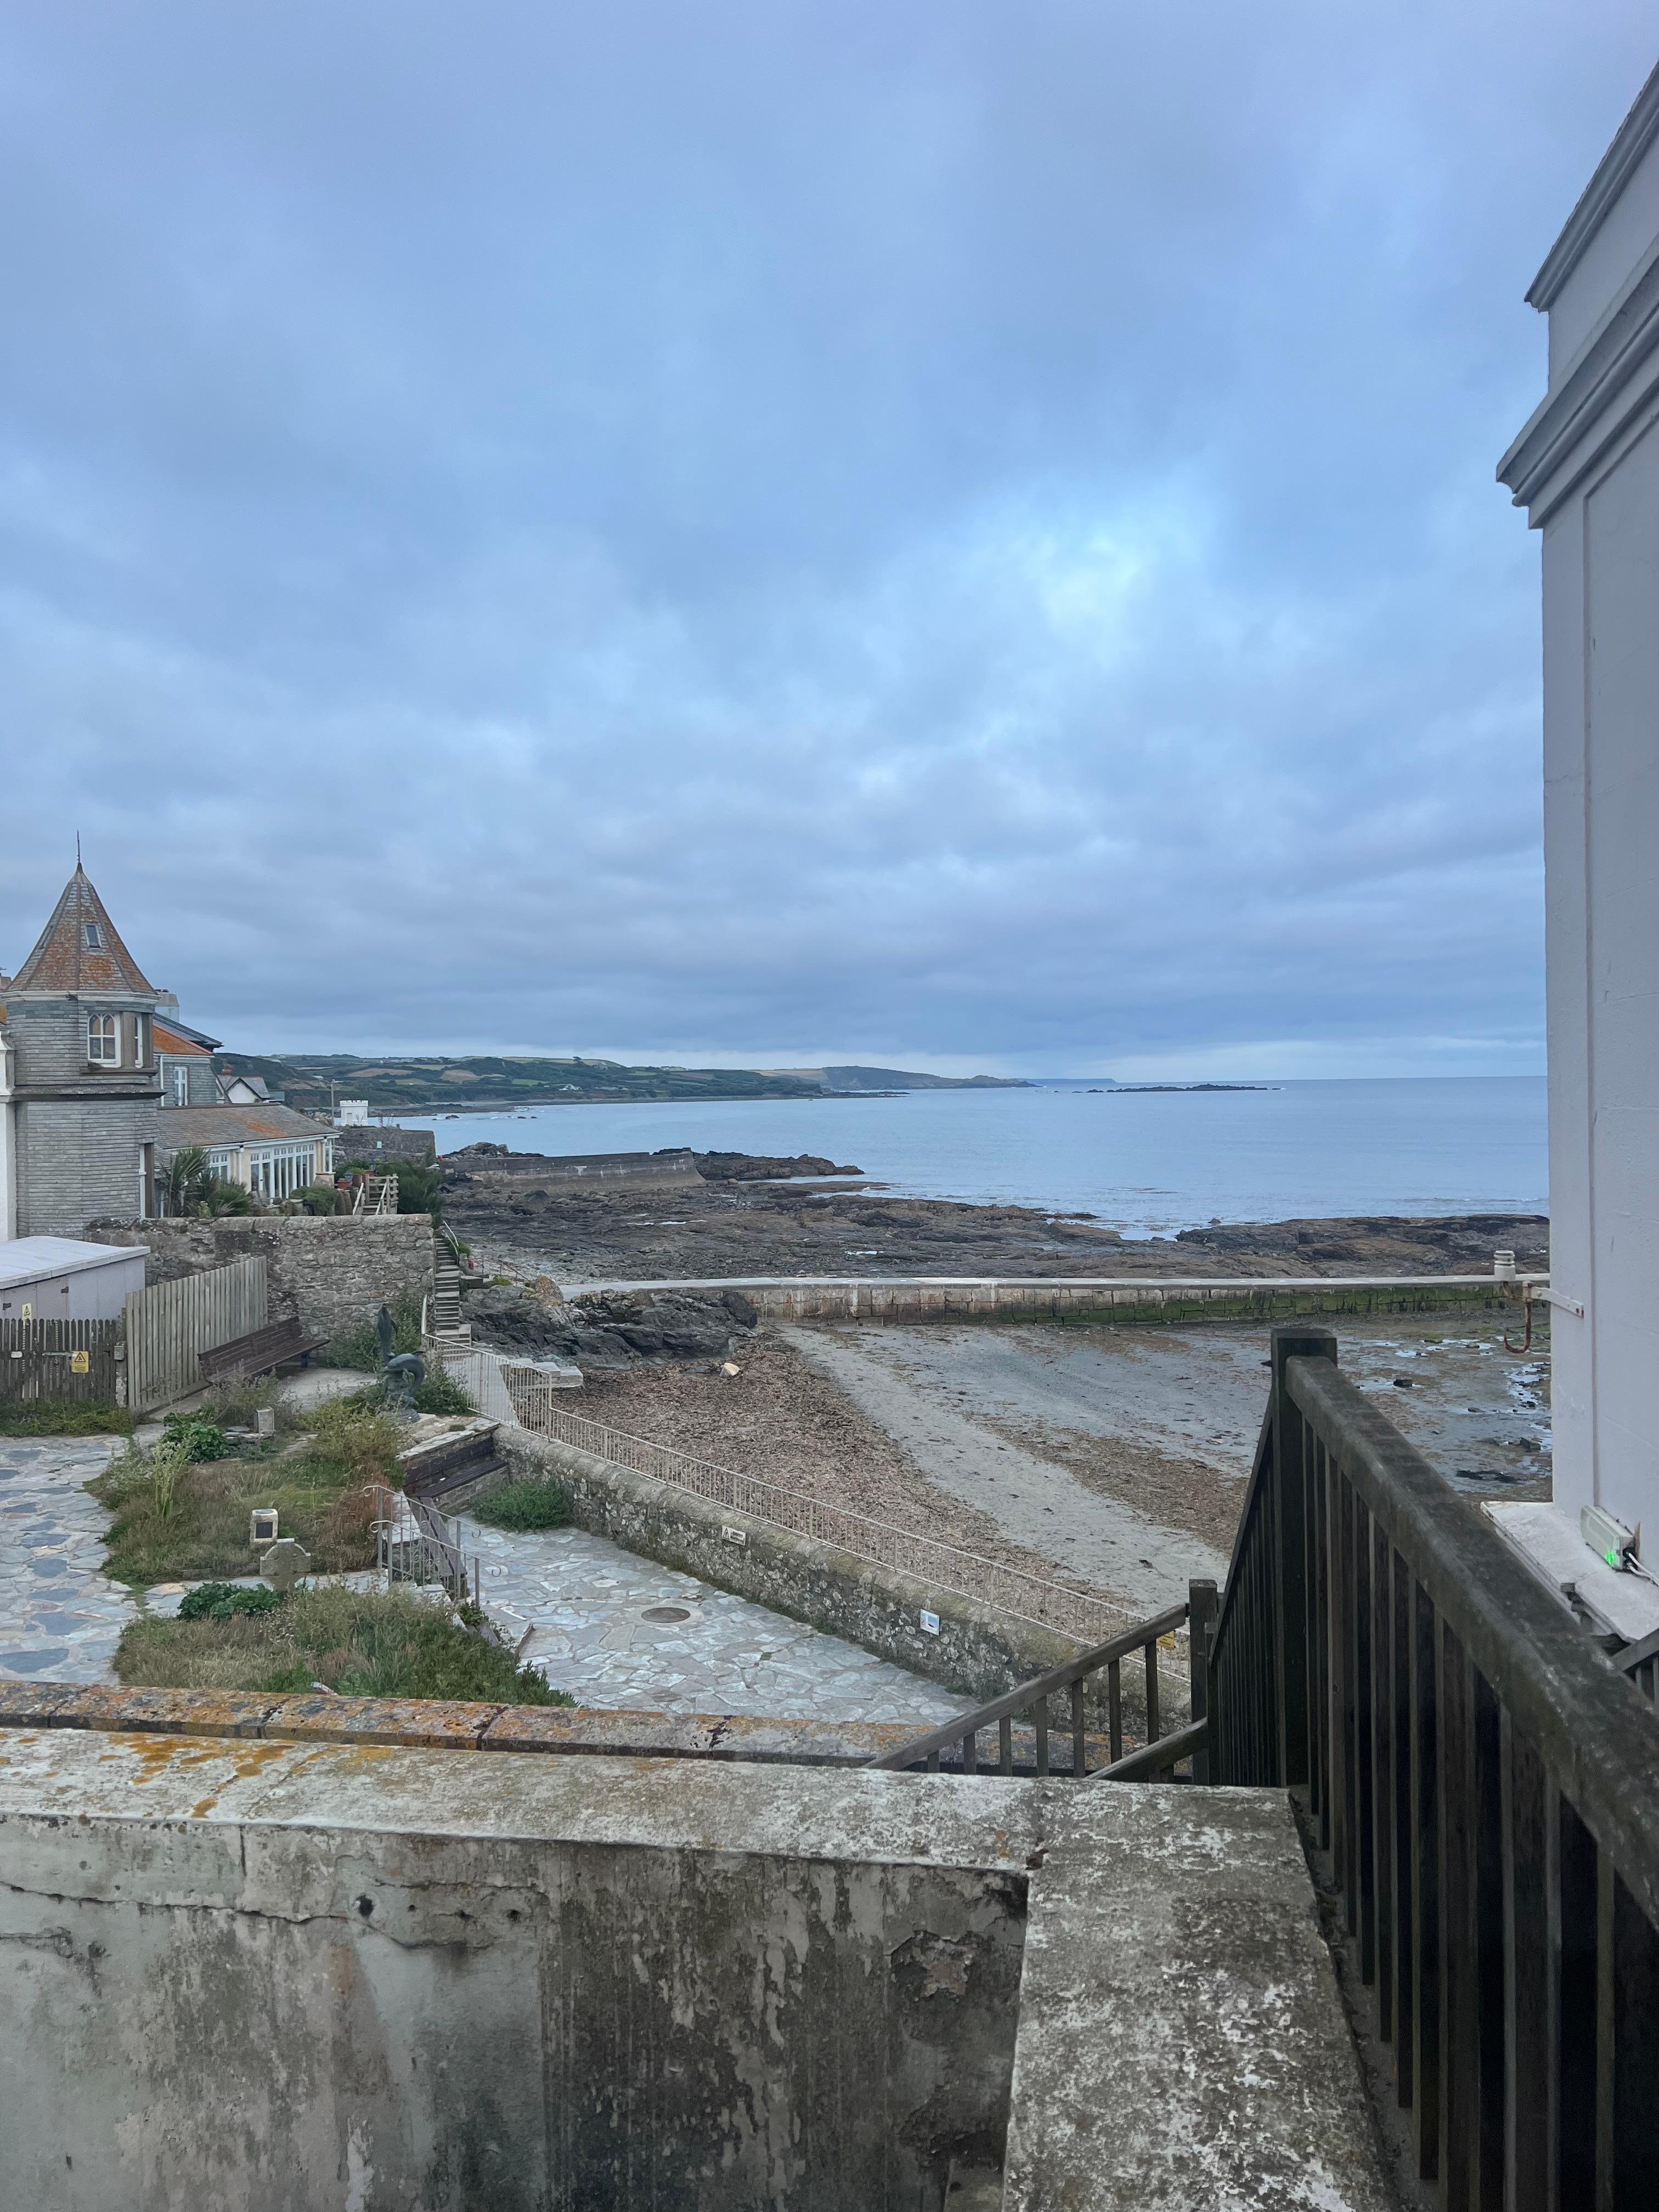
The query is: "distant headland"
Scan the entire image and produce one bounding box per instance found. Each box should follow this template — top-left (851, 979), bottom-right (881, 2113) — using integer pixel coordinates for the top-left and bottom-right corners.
top-left (211, 1052), bottom-right (1031, 1115)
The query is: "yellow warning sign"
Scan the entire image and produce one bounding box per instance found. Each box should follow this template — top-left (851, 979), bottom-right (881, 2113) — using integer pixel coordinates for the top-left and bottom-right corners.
top-left (70, 1349), bottom-right (90, 1375)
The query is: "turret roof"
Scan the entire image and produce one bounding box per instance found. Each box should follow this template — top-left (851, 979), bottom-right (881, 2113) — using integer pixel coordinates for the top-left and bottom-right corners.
top-left (10, 866), bottom-right (157, 996)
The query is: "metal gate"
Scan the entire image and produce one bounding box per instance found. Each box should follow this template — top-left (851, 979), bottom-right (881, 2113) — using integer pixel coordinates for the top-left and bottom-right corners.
top-left (0, 1319), bottom-right (121, 1405)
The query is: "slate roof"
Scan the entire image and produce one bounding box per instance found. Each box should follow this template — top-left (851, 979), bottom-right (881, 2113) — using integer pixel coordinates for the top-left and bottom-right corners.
top-left (158, 1105), bottom-right (329, 1147)
top-left (154, 1019), bottom-right (213, 1057)
top-left (10, 867), bottom-right (157, 996)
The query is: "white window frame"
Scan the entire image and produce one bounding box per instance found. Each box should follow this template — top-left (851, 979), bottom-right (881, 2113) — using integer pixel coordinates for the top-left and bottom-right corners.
top-left (87, 1013), bottom-right (119, 1065)
top-left (246, 1142), bottom-right (317, 1203)
top-left (170, 1063), bottom-right (190, 1106)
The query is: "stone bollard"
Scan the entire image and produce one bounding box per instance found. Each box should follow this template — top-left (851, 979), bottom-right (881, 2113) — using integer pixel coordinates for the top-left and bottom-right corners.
top-left (259, 1538), bottom-right (312, 1592)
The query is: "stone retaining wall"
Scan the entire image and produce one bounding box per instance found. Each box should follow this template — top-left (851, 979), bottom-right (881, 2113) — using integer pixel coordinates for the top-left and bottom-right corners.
top-left (500, 1429), bottom-right (1180, 1733)
top-left (745, 1277), bottom-right (1516, 1327)
top-left (84, 1214), bottom-right (435, 1341)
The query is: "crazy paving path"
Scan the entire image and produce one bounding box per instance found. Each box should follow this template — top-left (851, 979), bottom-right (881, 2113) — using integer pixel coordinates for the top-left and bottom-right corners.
top-left (462, 1516), bottom-right (973, 1726)
top-left (0, 1436), bottom-right (969, 1730)
top-left (0, 1436), bottom-right (136, 1683)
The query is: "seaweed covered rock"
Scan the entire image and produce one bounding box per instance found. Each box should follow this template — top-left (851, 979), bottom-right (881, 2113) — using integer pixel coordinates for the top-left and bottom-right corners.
top-left (466, 1285), bottom-right (758, 1369)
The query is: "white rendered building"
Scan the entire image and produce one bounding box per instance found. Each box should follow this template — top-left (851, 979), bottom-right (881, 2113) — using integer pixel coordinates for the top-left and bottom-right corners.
top-left (1499, 59), bottom-right (1659, 1603)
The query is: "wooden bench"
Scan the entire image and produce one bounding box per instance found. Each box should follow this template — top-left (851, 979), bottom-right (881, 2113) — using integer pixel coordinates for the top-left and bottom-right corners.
top-left (399, 1424), bottom-right (507, 1503)
top-left (198, 1317), bottom-right (326, 1385)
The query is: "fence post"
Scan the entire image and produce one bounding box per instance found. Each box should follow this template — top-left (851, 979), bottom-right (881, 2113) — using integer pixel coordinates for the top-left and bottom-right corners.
top-left (1271, 1322), bottom-right (1338, 1788)
top-left (1189, 1577), bottom-right (1218, 1784)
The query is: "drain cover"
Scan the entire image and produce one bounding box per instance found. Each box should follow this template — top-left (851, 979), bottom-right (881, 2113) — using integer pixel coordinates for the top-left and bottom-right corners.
top-left (642, 1605), bottom-right (691, 1623)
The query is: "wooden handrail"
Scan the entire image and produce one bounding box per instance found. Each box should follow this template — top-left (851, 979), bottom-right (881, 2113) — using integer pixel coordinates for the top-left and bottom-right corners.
top-left (1086, 1714), bottom-right (1211, 1784)
top-left (868, 1595), bottom-right (1193, 1777)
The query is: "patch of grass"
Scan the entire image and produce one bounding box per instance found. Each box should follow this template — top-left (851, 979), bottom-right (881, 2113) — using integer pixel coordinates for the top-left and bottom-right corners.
top-left (0, 1401), bottom-right (134, 1437)
top-left (470, 1476), bottom-right (572, 1532)
top-left (90, 1395), bottom-right (405, 1588)
top-left (113, 1584), bottom-right (573, 1705)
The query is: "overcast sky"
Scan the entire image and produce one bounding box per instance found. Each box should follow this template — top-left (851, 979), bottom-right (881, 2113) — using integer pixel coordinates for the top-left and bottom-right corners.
top-left (2, 5), bottom-right (1652, 1078)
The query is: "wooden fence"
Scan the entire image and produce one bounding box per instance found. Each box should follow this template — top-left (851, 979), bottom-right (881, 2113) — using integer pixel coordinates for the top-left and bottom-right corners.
top-left (123, 1260), bottom-right (268, 1412)
top-left (0, 1319), bottom-right (122, 1406)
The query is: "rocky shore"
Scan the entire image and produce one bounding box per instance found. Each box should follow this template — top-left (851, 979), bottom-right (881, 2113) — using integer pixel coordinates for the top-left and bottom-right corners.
top-left (439, 1146), bottom-right (1547, 1288)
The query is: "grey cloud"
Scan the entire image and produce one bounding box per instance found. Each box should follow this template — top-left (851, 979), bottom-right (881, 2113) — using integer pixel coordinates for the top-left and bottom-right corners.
top-left (2, 0), bottom-right (1654, 1075)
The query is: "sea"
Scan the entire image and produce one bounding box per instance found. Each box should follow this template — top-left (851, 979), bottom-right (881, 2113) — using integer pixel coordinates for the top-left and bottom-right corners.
top-left (409, 1076), bottom-right (1548, 1237)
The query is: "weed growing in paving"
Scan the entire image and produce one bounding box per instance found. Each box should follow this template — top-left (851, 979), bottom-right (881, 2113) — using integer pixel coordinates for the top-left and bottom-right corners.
top-left (470, 1477), bottom-right (572, 1532)
top-left (114, 1584), bottom-right (573, 1705)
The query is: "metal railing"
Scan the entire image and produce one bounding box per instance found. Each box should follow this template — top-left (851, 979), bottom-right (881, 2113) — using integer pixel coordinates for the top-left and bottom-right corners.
top-left (870, 1587), bottom-right (1211, 1779)
top-left (512, 1397), bottom-right (1127, 1647)
top-left (1210, 1323), bottom-right (1659, 2207)
top-left (371, 1486), bottom-right (479, 1607)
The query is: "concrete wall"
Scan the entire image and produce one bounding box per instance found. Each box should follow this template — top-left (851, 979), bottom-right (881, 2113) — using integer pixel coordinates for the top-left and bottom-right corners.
top-left (0, 1730), bottom-right (1030, 2212)
top-left (737, 1277), bottom-right (1514, 1328)
top-left (82, 1214), bottom-right (434, 1341)
top-left (1499, 60), bottom-right (1659, 1534)
top-left (0, 1721), bottom-right (1392, 2212)
top-left (502, 1429), bottom-right (1177, 1733)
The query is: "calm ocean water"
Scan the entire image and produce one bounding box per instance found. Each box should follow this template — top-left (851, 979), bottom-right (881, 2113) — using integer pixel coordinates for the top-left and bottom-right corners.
top-left (417, 1077), bottom-right (1547, 1236)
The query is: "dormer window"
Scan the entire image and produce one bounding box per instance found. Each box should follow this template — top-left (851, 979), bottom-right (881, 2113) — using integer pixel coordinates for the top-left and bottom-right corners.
top-left (83, 923), bottom-right (103, 950)
top-left (87, 1013), bottom-right (119, 1064)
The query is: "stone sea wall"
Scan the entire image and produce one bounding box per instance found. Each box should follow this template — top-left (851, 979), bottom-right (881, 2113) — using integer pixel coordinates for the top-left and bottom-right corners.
top-left (742, 1277), bottom-right (1518, 1327)
top-left (84, 1215), bottom-right (434, 1341)
top-left (500, 1429), bottom-right (1178, 1733)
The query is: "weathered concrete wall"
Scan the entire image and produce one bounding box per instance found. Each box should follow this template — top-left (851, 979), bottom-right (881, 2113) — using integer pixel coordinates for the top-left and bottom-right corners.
top-left (0, 1728), bottom-right (1030, 2211)
top-left (501, 1429), bottom-right (1178, 1733)
top-left (0, 1725), bottom-right (1392, 2210)
top-left (82, 1214), bottom-right (434, 1340)
top-left (745, 1277), bottom-right (1516, 1328)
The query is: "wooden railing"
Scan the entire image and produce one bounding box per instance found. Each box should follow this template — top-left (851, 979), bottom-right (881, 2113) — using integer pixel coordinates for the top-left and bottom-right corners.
top-left (1209, 1323), bottom-right (1659, 2208)
top-left (870, 1587), bottom-right (1213, 1779)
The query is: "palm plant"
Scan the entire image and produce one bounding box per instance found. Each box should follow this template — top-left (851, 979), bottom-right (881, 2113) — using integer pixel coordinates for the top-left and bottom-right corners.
top-left (157, 1146), bottom-right (213, 1216)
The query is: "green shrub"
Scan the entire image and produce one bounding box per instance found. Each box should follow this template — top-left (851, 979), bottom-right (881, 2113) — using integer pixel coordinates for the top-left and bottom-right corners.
top-left (177, 1582), bottom-right (287, 1623)
top-left (413, 1367), bottom-right (476, 1416)
top-left (298, 1395), bottom-right (404, 1482)
top-left (296, 1182), bottom-right (340, 1216)
top-left (195, 1177), bottom-right (258, 1217)
top-left (153, 1415), bottom-right (230, 1468)
top-left (470, 1477), bottom-right (571, 1532)
top-left (324, 1293), bottom-right (424, 1373)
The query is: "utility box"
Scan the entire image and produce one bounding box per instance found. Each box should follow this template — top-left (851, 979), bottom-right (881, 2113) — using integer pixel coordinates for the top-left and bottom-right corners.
top-left (0, 1237), bottom-right (148, 1323)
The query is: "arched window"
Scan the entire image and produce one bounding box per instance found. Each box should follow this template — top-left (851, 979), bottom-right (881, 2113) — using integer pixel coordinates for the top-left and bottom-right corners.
top-left (87, 1014), bottom-right (119, 1064)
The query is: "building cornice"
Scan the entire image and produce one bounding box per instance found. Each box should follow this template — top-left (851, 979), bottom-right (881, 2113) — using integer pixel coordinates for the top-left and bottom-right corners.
top-left (1528, 60), bottom-right (1659, 310)
top-left (1498, 241), bottom-right (1659, 521)
top-left (6, 1081), bottom-right (162, 1104)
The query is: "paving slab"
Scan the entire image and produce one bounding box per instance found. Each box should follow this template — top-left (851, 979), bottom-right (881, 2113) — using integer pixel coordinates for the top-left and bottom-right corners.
top-left (460, 1513), bottom-right (973, 1727)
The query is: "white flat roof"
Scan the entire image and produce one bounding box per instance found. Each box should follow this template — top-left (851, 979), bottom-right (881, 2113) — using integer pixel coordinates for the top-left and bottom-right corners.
top-left (0, 1237), bottom-right (149, 1290)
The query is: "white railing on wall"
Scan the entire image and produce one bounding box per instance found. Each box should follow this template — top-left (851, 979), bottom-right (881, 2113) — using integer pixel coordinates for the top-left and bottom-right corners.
top-left (123, 1257), bottom-right (268, 1412)
top-left (505, 1386), bottom-right (1126, 1648)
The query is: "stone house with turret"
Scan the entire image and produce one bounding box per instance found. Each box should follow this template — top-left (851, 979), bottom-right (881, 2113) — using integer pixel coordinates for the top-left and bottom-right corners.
top-left (0, 867), bottom-right (165, 1239)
